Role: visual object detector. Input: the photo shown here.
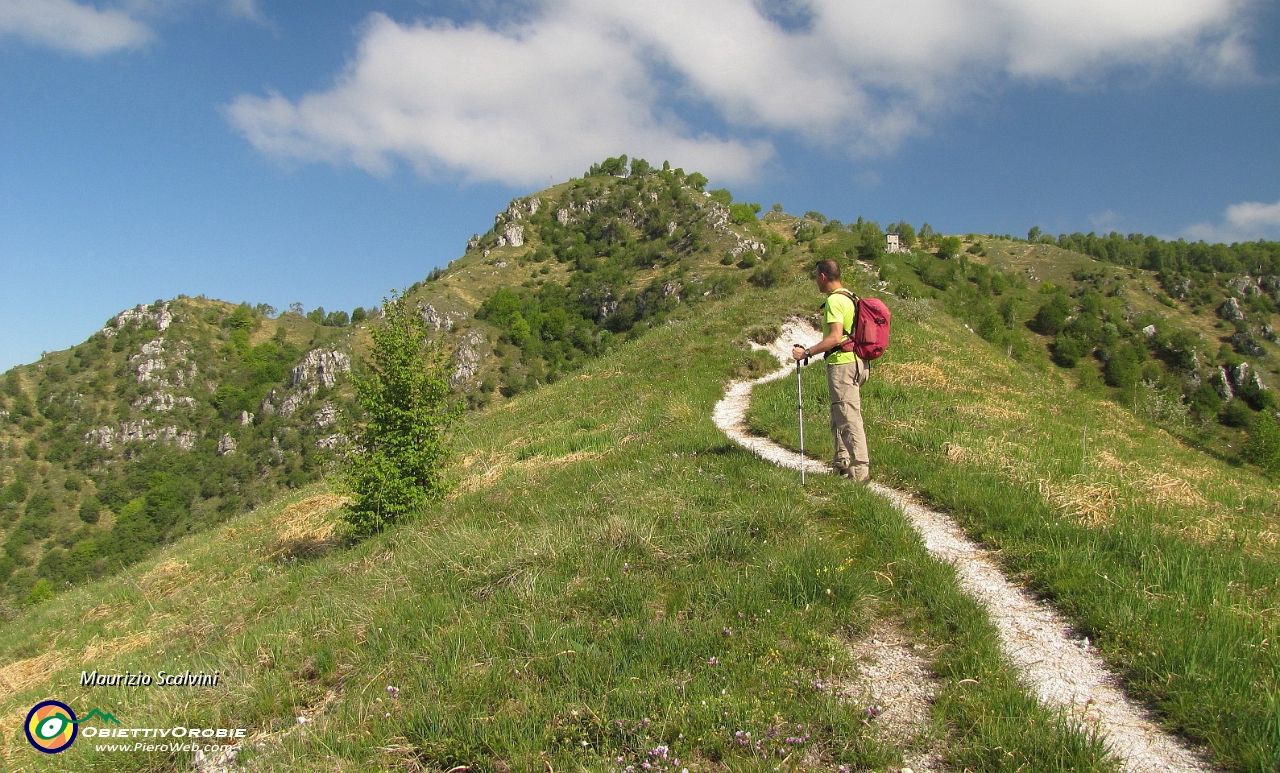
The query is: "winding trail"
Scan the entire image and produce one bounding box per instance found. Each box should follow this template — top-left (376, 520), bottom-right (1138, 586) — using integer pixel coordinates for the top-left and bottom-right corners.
top-left (712, 321), bottom-right (1213, 773)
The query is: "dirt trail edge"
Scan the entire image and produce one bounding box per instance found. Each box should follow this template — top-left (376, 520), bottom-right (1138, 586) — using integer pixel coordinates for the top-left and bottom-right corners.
top-left (711, 320), bottom-right (1213, 773)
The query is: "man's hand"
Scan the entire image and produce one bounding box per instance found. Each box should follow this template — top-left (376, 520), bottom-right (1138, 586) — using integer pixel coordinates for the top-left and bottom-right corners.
top-left (792, 344), bottom-right (808, 361)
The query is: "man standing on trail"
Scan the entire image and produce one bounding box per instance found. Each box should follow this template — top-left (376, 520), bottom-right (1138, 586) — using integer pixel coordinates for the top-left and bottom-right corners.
top-left (791, 259), bottom-right (870, 482)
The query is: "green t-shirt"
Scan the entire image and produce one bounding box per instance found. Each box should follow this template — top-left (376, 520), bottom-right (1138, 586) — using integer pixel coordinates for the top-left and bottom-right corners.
top-left (822, 290), bottom-right (859, 366)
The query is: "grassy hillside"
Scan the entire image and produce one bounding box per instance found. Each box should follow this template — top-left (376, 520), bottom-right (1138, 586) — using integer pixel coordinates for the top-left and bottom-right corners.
top-left (0, 298), bottom-right (361, 609)
top-left (0, 160), bottom-right (782, 611)
top-left (750, 285), bottom-right (1280, 771)
top-left (0, 285), bottom-right (1119, 772)
top-left (4, 156), bottom-right (1280, 769)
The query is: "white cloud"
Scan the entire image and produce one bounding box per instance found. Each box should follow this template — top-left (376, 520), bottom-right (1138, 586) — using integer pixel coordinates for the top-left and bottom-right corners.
top-left (0, 0), bottom-right (151, 55)
top-left (1185, 199), bottom-right (1280, 243)
top-left (228, 0), bottom-right (1260, 185)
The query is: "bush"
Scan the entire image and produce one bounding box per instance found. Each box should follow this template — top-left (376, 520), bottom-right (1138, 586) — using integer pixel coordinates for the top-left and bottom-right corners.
top-left (1051, 334), bottom-right (1091, 368)
top-left (936, 236), bottom-right (962, 259)
top-left (1104, 344), bottom-right (1144, 389)
top-left (342, 292), bottom-right (459, 536)
top-left (1220, 398), bottom-right (1253, 428)
top-left (1243, 414), bottom-right (1280, 475)
top-left (921, 260), bottom-right (958, 291)
top-left (1030, 295), bottom-right (1072, 335)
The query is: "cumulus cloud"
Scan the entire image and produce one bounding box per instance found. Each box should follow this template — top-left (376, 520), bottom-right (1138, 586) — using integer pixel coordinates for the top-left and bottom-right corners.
top-left (228, 0), bottom-right (1259, 185)
top-left (1185, 199), bottom-right (1280, 243)
top-left (0, 0), bottom-right (151, 55)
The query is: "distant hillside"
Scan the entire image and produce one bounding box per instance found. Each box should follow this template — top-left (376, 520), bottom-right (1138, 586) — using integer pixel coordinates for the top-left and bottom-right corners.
top-left (3, 151), bottom-right (1279, 617)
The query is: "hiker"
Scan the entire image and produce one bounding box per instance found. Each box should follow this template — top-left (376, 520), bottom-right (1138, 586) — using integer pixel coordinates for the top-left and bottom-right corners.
top-left (792, 259), bottom-right (870, 482)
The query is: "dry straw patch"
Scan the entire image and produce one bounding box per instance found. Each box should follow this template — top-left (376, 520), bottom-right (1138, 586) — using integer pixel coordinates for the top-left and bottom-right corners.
top-left (79, 631), bottom-right (157, 663)
top-left (139, 558), bottom-right (190, 595)
top-left (453, 449), bottom-right (605, 497)
top-left (1038, 477), bottom-right (1119, 526)
top-left (0, 706), bottom-right (31, 768)
top-left (955, 399), bottom-right (1027, 424)
top-left (0, 651), bottom-right (66, 699)
top-left (265, 494), bottom-right (351, 560)
top-left (877, 362), bottom-right (952, 392)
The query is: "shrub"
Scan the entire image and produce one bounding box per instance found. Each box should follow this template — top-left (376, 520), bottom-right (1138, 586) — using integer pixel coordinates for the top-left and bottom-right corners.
top-left (1220, 398), bottom-right (1253, 427)
top-left (342, 291), bottom-right (458, 536)
top-left (1030, 295), bottom-right (1071, 335)
top-left (1243, 414), bottom-right (1280, 475)
top-left (1104, 343), bottom-right (1143, 389)
top-left (936, 236), bottom-right (962, 259)
top-left (1051, 334), bottom-right (1091, 368)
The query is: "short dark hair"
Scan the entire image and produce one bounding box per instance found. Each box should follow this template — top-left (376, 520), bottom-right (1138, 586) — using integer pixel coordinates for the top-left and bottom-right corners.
top-left (815, 259), bottom-right (841, 280)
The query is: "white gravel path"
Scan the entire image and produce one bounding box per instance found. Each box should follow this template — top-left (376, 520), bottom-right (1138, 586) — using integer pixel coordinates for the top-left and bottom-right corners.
top-left (712, 320), bottom-right (1214, 773)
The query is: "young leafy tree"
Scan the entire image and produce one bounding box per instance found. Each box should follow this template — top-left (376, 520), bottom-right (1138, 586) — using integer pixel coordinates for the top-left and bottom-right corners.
top-left (343, 291), bottom-right (457, 536)
top-left (936, 235), bottom-right (963, 259)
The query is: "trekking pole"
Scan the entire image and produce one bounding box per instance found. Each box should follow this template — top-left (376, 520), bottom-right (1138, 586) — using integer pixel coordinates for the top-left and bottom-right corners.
top-left (795, 349), bottom-right (806, 486)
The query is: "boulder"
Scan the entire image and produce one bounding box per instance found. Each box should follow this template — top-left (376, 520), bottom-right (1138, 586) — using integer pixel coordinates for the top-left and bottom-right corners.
top-left (1219, 297), bottom-right (1246, 322)
top-left (1231, 332), bottom-right (1265, 357)
top-left (1212, 366), bottom-right (1235, 401)
top-left (216, 434), bottom-right (237, 456)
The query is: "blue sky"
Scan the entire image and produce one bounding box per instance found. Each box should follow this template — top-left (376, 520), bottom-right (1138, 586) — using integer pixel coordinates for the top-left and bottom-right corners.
top-left (1, 0), bottom-right (1278, 371)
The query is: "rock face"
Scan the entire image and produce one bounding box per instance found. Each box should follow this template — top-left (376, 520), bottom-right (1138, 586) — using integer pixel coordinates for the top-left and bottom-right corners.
top-left (466, 234), bottom-right (481, 253)
top-left (129, 337), bottom-right (195, 388)
top-left (313, 403), bottom-right (338, 429)
top-left (291, 349), bottom-right (351, 390)
top-left (1212, 366), bottom-right (1235, 401)
top-left (317, 434), bottom-right (348, 450)
top-left (84, 421), bottom-right (195, 451)
top-left (1228, 276), bottom-right (1260, 296)
top-left (132, 391), bottom-right (196, 412)
top-left (216, 433), bottom-right (237, 456)
top-left (1219, 297), bottom-right (1246, 322)
top-left (100, 302), bottom-right (172, 337)
top-left (421, 303), bottom-right (468, 332)
top-left (503, 224), bottom-right (525, 248)
top-left (450, 331), bottom-right (485, 387)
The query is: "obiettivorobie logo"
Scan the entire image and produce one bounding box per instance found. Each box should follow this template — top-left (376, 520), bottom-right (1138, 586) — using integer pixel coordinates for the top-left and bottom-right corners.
top-left (23, 700), bottom-right (246, 755)
top-left (24, 700), bottom-right (121, 754)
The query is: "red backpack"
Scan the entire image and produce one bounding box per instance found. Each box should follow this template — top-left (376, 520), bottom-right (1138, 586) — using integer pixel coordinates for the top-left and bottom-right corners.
top-left (828, 289), bottom-right (891, 361)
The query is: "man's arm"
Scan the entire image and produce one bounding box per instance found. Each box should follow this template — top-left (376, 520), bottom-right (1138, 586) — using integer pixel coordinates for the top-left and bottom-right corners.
top-left (792, 321), bottom-right (844, 360)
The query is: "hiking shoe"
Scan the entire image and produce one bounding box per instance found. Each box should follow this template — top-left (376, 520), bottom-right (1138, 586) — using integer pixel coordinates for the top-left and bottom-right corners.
top-left (846, 466), bottom-right (871, 483)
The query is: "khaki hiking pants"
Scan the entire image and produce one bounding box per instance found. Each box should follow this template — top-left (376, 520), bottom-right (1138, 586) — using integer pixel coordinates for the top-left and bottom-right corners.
top-left (827, 360), bottom-right (869, 477)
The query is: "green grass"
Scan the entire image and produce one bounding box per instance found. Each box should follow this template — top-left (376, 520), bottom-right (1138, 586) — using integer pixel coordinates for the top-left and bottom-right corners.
top-left (0, 284), bottom-right (1114, 772)
top-left (749, 293), bottom-right (1280, 773)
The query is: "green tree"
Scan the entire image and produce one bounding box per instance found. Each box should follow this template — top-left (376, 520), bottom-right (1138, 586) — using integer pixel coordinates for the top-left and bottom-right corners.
top-left (1028, 226), bottom-right (1042, 242)
top-left (936, 235), bottom-right (962, 259)
top-left (894, 222), bottom-right (916, 248)
top-left (729, 202), bottom-right (762, 224)
top-left (918, 222), bottom-right (935, 248)
top-left (342, 291), bottom-right (458, 536)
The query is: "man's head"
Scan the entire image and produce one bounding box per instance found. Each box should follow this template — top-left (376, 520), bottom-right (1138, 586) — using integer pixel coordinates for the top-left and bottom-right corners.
top-left (815, 259), bottom-right (842, 292)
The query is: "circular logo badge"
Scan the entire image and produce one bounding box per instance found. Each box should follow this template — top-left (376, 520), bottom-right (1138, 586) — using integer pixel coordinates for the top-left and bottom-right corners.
top-left (25, 700), bottom-right (77, 754)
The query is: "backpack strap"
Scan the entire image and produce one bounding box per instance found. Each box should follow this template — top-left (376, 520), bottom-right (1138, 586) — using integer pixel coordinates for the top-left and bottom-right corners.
top-left (820, 289), bottom-right (859, 359)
